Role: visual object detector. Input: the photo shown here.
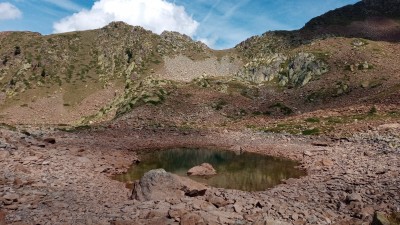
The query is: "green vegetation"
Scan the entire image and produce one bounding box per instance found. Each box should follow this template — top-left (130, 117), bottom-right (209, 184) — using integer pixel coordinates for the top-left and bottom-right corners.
top-left (0, 22), bottom-right (210, 122)
top-left (368, 106), bottom-right (377, 115)
top-left (211, 99), bottom-right (228, 111)
top-left (302, 128), bottom-right (320, 135)
top-left (259, 110), bottom-right (400, 136)
top-left (268, 102), bottom-right (293, 115)
top-left (305, 117), bottom-right (320, 123)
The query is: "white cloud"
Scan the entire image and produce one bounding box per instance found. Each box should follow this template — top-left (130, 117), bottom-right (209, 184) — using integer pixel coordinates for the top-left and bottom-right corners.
top-left (53, 0), bottom-right (199, 37)
top-left (0, 2), bottom-right (22, 20)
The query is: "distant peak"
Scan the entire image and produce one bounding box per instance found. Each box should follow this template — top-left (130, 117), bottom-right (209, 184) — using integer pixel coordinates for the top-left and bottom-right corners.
top-left (101, 21), bottom-right (151, 34)
top-left (105, 21), bottom-right (132, 29)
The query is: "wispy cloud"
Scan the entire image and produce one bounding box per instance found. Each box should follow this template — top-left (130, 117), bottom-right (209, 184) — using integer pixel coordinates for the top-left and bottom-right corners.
top-left (222, 0), bottom-right (251, 19)
top-left (40, 0), bottom-right (84, 12)
top-left (200, 0), bottom-right (221, 23)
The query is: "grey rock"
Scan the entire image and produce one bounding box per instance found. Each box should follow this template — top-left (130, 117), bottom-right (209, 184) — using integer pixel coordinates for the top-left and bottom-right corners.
top-left (207, 195), bottom-right (228, 208)
top-left (3, 193), bottom-right (19, 202)
top-left (131, 169), bottom-right (208, 201)
top-left (238, 52), bottom-right (328, 87)
top-left (346, 193), bottom-right (362, 203)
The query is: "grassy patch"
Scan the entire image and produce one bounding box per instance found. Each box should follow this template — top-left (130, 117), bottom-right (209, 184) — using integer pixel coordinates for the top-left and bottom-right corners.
top-left (256, 110), bottom-right (400, 136)
top-left (305, 117), bottom-right (320, 123)
top-left (302, 128), bottom-right (320, 135)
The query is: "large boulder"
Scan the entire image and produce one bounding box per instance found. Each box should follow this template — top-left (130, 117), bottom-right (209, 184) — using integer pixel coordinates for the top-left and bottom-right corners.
top-left (187, 163), bottom-right (217, 176)
top-left (131, 169), bottom-right (208, 201)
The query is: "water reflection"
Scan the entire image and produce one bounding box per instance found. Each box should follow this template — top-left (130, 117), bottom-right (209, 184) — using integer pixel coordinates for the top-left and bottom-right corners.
top-left (114, 148), bottom-right (305, 191)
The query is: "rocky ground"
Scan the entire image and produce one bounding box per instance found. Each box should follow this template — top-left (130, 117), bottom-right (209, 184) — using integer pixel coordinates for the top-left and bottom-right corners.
top-left (0, 122), bottom-right (399, 225)
top-left (0, 2), bottom-right (399, 224)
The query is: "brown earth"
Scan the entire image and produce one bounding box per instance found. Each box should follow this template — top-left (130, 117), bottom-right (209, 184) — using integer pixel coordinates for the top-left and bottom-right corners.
top-left (0, 1), bottom-right (399, 223)
top-left (0, 122), bottom-right (399, 224)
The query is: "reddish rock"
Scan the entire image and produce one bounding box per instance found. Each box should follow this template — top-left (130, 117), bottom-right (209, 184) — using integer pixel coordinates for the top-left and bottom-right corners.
top-left (207, 195), bottom-right (228, 208)
top-left (180, 213), bottom-right (205, 225)
top-left (321, 159), bottom-right (334, 166)
top-left (0, 211), bottom-right (6, 225)
top-left (187, 163), bottom-right (217, 176)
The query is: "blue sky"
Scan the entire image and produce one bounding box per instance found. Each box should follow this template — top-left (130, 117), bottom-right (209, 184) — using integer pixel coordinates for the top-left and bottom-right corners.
top-left (0, 0), bottom-right (359, 49)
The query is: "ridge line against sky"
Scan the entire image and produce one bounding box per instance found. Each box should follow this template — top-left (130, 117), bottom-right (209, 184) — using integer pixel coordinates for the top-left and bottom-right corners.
top-left (0, 0), bottom-right (360, 49)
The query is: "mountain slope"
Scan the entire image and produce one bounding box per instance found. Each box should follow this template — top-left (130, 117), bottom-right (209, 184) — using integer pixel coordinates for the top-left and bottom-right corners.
top-left (0, 22), bottom-right (214, 124)
top-left (0, 0), bottom-right (400, 128)
top-left (302, 0), bottom-right (400, 41)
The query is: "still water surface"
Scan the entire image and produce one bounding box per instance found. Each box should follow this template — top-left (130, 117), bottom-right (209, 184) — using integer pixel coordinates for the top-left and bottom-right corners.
top-left (114, 148), bottom-right (305, 191)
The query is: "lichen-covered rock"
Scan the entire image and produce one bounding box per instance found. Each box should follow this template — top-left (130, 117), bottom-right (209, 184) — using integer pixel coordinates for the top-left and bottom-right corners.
top-left (131, 169), bottom-right (208, 201)
top-left (237, 52), bottom-right (328, 87)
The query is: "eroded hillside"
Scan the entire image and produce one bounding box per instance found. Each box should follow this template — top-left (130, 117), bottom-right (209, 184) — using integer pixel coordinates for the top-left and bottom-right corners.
top-left (0, 0), bottom-right (399, 137)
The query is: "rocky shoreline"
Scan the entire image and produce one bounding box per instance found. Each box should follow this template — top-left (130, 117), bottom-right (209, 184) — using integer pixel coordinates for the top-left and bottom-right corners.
top-left (0, 124), bottom-right (399, 224)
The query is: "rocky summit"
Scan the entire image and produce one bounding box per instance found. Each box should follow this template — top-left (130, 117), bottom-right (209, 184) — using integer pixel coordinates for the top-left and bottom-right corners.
top-left (0, 0), bottom-right (400, 225)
